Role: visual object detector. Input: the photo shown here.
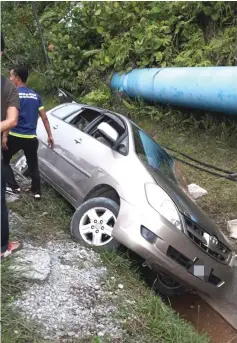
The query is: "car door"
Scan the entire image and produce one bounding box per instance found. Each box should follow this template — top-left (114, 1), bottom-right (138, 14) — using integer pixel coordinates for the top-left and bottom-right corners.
top-left (64, 115), bottom-right (130, 207)
top-left (37, 103), bottom-right (83, 198)
top-left (46, 108), bottom-right (103, 205)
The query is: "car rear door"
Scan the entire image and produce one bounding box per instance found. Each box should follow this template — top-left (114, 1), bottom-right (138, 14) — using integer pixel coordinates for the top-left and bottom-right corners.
top-left (45, 108), bottom-right (103, 205)
top-left (37, 103), bottom-right (83, 199)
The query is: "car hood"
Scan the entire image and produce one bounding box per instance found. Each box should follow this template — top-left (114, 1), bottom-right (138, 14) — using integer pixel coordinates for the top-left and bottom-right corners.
top-left (146, 164), bottom-right (231, 247)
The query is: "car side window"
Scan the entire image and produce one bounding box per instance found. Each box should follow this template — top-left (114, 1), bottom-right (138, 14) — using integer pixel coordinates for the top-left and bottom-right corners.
top-left (67, 109), bottom-right (102, 131)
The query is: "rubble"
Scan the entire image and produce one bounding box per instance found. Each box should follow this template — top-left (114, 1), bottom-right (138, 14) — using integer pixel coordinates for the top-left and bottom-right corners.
top-left (187, 184), bottom-right (208, 200)
top-left (227, 219), bottom-right (237, 239)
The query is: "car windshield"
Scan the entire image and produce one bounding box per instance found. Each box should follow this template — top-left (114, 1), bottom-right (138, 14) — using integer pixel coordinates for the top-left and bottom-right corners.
top-left (132, 124), bottom-right (177, 183)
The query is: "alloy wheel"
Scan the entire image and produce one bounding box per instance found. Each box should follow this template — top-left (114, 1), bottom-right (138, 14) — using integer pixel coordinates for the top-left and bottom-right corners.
top-left (79, 207), bottom-right (116, 246)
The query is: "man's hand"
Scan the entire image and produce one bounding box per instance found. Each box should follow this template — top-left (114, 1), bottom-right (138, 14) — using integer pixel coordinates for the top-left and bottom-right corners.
top-left (2, 133), bottom-right (8, 150)
top-left (39, 109), bottom-right (54, 149)
top-left (48, 135), bottom-right (54, 149)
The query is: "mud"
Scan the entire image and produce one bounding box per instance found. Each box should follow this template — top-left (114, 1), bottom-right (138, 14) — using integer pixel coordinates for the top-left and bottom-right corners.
top-left (171, 293), bottom-right (237, 343)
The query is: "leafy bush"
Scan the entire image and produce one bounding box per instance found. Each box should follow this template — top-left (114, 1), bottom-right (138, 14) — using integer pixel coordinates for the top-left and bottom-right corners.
top-left (2, 1), bottom-right (237, 92)
top-left (44, 1), bottom-right (237, 91)
top-left (1, 2), bottom-right (45, 71)
top-left (27, 71), bottom-right (47, 94)
top-left (81, 88), bottom-right (111, 106)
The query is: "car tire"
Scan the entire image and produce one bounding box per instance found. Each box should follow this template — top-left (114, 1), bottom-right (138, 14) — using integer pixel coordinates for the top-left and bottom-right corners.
top-left (153, 271), bottom-right (187, 297)
top-left (70, 197), bottom-right (121, 251)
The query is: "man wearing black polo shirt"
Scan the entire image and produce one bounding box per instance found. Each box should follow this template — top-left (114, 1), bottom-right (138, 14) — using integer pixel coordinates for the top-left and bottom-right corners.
top-left (1, 32), bottom-right (21, 259)
top-left (2, 66), bottom-right (54, 200)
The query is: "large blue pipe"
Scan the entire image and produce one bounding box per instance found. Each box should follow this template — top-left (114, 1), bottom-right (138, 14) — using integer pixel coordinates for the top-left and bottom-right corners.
top-left (110, 67), bottom-right (237, 115)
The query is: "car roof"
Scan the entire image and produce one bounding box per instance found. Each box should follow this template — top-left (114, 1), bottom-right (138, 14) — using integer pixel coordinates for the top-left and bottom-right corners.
top-left (54, 102), bottom-right (131, 125)
top-left (52, 102), bottom-right (158, 142)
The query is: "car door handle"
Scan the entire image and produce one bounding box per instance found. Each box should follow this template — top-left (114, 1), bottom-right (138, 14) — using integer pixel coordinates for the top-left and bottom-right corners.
top-left (53, 125), bottom-right (58, 130)
top-left (74, 138), bottom-right (82, 144)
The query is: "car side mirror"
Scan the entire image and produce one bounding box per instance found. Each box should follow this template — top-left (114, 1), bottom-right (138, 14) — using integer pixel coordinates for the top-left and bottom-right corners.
top-left (117, 143), bottom-right (128, 156)
top-left (97, 122), bottom-right (119, 143)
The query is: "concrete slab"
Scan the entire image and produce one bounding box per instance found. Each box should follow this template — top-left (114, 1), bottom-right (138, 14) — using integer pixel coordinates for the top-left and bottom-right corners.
top-left (199, 266), bottom-right (237, 330)
top-left (228, 220), bottom-right (237, 240)
top-left (188, 184), bottom-right (208, 200)
top-left (9, 246), bottom-right (51, 282)
top-left (6, 193), bottom-right (20, 203)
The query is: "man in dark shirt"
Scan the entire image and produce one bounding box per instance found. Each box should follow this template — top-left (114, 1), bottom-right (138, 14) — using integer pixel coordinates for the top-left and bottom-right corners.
top-left (1, 32), bottom-right (22, 259)
top-left (2, 66), bottom-right (54, 200)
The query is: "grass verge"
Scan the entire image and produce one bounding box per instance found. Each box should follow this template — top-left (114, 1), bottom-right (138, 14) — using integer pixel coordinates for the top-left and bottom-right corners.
top-left (100, 250), bottom-right (210, 343)
top-left (1, 259), bottom-right (42, 343)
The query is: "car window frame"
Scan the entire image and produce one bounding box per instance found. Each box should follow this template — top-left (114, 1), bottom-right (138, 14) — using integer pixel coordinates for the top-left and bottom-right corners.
top-left (85, 113), bottom-right (129, 155)
top-left (64, 107), bottom-right (104, 132)
top-left (50, 103), bottom-right (83, 120)
top-left (51, 103), bottom-right (130, 155)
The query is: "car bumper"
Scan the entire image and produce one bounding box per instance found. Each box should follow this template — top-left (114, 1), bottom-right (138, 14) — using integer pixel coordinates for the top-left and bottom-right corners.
top-left (112, 198), bottom-right (235, 297)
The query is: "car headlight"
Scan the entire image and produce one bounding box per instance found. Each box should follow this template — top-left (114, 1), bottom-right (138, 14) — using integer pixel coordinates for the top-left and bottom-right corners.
top-left (145, 183), bottom-right (182, 230)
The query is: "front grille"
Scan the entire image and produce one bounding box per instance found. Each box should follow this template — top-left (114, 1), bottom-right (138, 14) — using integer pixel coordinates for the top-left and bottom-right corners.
top-left (184, 217), bottom-right (231, 264)
top-left (167, 245), bottom-right (224, 287)
top-left (167, 246), bottom-right (193, 269)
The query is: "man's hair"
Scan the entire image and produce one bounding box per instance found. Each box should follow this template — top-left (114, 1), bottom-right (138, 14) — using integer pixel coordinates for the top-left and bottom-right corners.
top-left (12, 66), bottom-right (29, 83)
top-left (1, 32), bottom-right (5, 52)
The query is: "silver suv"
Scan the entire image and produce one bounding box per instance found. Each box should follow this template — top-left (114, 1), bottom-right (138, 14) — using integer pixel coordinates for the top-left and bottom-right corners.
top-left (14, 102), bottom-right (235, 297)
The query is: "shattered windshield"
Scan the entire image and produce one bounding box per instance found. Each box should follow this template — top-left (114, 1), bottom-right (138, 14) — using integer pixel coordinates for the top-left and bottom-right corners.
top-left (132, 124), bottom-right (177, 183)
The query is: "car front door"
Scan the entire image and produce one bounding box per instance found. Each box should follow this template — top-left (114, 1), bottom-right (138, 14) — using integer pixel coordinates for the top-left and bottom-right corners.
top-left (63, 114), bottom-right (129, 207)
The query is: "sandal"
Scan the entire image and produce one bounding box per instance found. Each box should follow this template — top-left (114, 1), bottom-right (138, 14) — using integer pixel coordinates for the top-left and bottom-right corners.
top-left (1, 241), bottom-right (23, 261)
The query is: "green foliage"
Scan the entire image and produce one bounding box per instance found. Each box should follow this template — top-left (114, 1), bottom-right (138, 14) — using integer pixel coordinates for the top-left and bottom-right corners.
top-left (81, 88), bottom-right (111, 106)
top-left (2, 1), bottom-right (237, 94)
top-left (1, 2), bottom-right (44, 70)
top-left (42, 1), bottom-right (237, 90)
top-left (27, 71), bottom-right (47, 93)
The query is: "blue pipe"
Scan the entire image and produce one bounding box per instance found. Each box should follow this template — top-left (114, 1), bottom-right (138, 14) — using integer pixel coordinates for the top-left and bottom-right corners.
top-left (110, 67), bottom-right (237, 115)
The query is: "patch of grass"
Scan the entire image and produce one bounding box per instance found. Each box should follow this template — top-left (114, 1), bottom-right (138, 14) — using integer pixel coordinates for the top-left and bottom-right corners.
top-left (100, 250), bottom-right (210, 343)
top-left (7, 183), bottom-right (72, 242)
top-left (106, 95), bottom-right (237, 149)
top-left (1, 260), bottom-right (42, 343)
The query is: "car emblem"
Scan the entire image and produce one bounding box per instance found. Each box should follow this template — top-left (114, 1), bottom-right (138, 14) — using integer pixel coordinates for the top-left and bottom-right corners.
top-left (210, 236), bottom-right (218, 245)
top-left (203, 233), bottom-right (218, 248)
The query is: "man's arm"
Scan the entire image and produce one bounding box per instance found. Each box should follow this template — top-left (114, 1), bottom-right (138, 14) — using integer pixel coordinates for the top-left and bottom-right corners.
top-left (0, 106), bottom-right (18, 133)
top-left (39, 108), bottom-right (54, 148)
top-left (1, 81), bottom-right (19, 133)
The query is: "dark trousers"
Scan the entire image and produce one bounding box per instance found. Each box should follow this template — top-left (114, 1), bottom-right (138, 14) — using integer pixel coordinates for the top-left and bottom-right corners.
top-left (2, 135), bottom-right (41, 194)
top-left (1, 162), bottom-right (9, 253)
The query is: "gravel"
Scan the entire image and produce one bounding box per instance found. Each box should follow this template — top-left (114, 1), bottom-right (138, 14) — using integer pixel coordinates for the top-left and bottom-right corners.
top-left (10, 238), bottom-right (125, 341)
top-left (6, 178), bottom-right (127, 341)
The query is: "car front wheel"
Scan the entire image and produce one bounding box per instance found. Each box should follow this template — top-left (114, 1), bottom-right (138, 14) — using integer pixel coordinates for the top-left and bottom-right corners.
top-left (70, 197), bottom-right (121, 251)
top-left (153, 271), bottom-right (187, 297)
